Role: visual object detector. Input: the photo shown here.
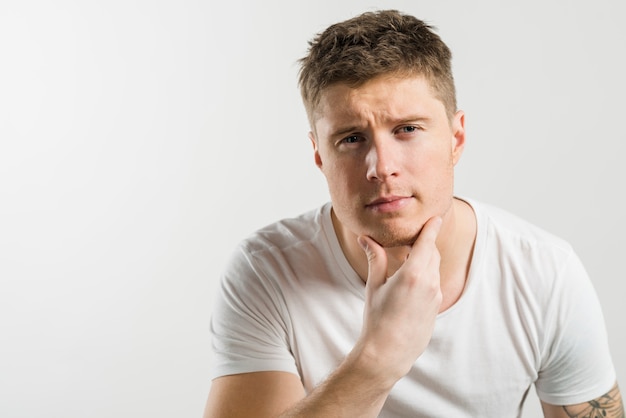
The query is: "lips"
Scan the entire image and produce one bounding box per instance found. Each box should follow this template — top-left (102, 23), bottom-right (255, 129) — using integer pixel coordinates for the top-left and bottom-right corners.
top-left (365, 195), bottom-right (412, 213)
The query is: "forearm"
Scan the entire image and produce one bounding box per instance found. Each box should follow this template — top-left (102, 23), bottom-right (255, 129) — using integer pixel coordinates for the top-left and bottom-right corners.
top-left (278, 348), bottom-right (397, 418)
top-left (280, 221), bottom-right (443, 417)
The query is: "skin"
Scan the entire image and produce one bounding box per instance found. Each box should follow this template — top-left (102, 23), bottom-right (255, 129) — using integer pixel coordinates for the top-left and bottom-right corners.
top-left (310, 74), bottom-right (472, 305)
top-left (203, 74), bottom-right (623, 418)
top-left (542, 383), bottom-right (624, 418)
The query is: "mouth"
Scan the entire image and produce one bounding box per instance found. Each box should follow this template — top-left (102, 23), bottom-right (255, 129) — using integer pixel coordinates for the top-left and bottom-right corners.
top-left (365, 195), bottom-right (412, 213)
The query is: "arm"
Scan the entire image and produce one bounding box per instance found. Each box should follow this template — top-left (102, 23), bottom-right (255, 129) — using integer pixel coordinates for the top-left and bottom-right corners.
top-left (203, 217), bottom-right (443, 418)
top-left (202, 355), bottom-right (394, 418)
top-left (203, 372), bottom-right (305, 418)
top-left (541, 383), bottom-right (624, 418)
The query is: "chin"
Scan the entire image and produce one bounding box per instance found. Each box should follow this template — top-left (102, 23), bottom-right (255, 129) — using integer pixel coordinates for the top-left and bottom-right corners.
top-left (369, 228), bottom-right (421, 248)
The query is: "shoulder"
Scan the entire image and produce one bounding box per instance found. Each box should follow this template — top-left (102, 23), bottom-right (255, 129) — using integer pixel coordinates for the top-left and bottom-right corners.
top-left (220, 203), bottom-right (333, 290)
top-left (213, 205), bottom-right (329, 321)
top-left (466, 198), bottom-right (583, 300)
top-left (238, 203), bottom-right (330, 257)
top-left (469, 198), bottom-right (574, 257)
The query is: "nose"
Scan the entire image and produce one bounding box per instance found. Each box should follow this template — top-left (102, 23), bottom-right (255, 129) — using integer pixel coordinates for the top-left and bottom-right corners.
top-left (365, 139), bottom-right (399, 182)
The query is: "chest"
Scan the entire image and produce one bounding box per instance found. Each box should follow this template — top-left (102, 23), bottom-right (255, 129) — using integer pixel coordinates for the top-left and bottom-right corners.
top-left (286, 276), bottom-right (540, 417)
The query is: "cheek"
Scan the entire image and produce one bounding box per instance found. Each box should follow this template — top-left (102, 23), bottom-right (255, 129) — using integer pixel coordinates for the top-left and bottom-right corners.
top-left (322, 162), bottom-right (362, 198)
top-left (409, 151), bottom-right (455, 189)
top-left (325, 167), bottom-right (352, 193)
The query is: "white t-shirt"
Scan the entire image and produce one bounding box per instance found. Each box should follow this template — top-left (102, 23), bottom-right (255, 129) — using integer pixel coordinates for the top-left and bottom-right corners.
top-left (210, 199), bottom-right (615, 417)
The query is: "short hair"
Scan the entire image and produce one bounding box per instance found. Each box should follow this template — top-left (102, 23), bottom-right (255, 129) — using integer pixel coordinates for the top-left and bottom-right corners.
top-left (298, 9), bottom-right (457, 124)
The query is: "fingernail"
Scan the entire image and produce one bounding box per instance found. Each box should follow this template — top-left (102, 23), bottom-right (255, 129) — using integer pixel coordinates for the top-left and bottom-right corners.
top-left (357, 236), bottom-right (368, 251)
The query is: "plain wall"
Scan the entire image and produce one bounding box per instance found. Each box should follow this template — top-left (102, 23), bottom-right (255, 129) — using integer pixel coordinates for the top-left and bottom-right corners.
top-left (0, 1), bottom-right (624, 417)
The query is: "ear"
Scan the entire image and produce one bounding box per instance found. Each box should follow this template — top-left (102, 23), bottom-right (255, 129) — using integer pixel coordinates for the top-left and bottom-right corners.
top-left (451, 110), bottom-right (466, 165)
top-left (309, 131), bottom-right (323, 169)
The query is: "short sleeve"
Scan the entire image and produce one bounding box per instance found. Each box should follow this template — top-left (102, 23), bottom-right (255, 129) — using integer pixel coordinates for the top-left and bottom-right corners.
top-left (535, 251), bottom-right (616, 405)
top-left (209, 245), bottom-right (299, 380)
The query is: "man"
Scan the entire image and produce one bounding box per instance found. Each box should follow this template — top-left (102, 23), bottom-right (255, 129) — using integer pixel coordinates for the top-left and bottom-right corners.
top-left (203, 9), bottom-right (622, 417)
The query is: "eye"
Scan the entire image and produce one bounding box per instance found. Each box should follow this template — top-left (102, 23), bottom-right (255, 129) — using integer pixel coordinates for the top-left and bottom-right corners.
top-left (340, 135), bottom-right (363, 145)
top-left (398, 125), bottom-right (421, 134)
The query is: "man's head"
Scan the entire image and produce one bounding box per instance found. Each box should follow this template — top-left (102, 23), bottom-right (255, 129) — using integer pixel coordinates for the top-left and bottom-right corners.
top-left (298, 9), bottom-right (456, 128)
top-left (300, 10), bottom-right (466, 248)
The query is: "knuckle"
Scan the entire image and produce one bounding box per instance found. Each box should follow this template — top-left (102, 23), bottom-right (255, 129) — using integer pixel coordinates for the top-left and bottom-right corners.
top-left (426, 277), bottom-right (441, 297)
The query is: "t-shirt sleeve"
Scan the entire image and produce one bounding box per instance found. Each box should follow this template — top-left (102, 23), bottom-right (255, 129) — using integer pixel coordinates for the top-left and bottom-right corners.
top-left (535, 250), bottom-right (616, 405)
top-left (209, 245), bottom-right (299, 380)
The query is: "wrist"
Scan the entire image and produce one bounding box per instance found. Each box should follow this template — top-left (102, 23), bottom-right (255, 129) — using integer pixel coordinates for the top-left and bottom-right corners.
top-left (345, 340), bottom-right (403, 393)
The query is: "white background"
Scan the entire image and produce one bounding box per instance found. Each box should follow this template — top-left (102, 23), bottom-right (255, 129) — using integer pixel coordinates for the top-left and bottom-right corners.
top-left (1, 1), bottom-right (624, 417)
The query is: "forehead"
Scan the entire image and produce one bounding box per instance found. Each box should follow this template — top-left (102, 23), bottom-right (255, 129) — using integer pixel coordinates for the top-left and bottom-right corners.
top-left (313, 75), bottom-right (445, 132)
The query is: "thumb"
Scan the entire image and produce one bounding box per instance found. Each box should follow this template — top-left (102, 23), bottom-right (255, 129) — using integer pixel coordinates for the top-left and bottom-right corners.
top-left (357, 235), bottom-right (388, 289)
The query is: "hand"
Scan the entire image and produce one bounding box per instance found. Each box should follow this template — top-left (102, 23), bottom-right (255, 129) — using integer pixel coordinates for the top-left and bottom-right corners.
top-left (355, 216), bottom-right (443, 385)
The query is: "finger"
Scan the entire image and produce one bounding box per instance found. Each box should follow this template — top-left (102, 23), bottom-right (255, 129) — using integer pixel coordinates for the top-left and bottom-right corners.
top-left (404, 216), bottom-right (442, 269)
top-left (357, 235), bottom-right (388, 289)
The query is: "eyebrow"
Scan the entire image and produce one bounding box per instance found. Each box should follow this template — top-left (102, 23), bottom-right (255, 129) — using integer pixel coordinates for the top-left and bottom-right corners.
top-left (397, 115), bottom-right (432, 124)
top-left (329, 125), bottom-right (363, 138)
top-left (329, 115), bottom-right (433, 138)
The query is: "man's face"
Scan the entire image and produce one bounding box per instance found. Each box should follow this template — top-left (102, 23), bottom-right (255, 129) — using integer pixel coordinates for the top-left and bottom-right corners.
top-left (310, 75), bottom-right (465, 247)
